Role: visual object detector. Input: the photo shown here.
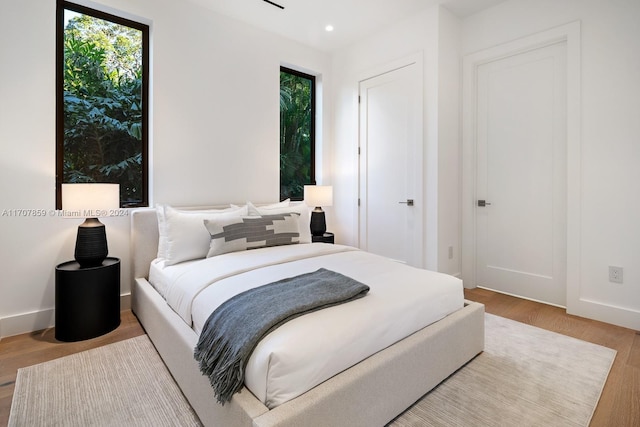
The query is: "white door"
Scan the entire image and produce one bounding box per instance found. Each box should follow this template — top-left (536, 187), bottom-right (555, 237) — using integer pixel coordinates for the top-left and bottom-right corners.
top-left (358, 62), bottom-right (423, 266)
top-left (475, 41), bottom-right (567, 306)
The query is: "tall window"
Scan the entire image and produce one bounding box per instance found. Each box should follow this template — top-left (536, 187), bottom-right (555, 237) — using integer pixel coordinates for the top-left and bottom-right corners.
top-left (56, 0), bottom-right (149, 208)
top-left (280, 67), bottom-right (315, 201)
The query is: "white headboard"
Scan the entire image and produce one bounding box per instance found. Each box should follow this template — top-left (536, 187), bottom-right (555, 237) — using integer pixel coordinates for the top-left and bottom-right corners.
top-left (130, 208), bottom-right (160, 279)
top-left (130, 204), bottom-right (266, 279)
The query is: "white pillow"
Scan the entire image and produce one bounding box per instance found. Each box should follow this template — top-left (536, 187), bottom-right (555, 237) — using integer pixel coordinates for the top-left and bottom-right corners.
top-left (157, 204), bottom-right (248, 265)
top-left (204, 213), bottom-right (300, 257)
top-left (156, 204), bottom-right (241, 258)
top-left (251, 202), bottom-right (312, 243)
top-left (246, 199), bottom-right (290, 215)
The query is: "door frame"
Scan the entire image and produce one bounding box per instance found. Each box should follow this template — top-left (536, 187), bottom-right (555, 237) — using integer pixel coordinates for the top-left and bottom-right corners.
top-left (357, 53), bottom-right (424, 267)
top-left (461, 22), bottom-right (581, 308)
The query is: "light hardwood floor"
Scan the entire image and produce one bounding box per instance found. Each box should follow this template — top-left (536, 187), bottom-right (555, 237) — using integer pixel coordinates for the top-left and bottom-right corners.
top-left (0, 289), bottom-right (638, 426)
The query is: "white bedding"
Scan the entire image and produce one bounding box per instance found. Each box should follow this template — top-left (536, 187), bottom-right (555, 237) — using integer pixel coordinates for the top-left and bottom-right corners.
top-left (149, 243), bottom-right (463, 408)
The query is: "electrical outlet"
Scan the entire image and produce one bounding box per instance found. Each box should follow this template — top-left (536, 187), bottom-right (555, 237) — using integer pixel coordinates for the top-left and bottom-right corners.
top-left (609, 266), bottom-right (623, 284)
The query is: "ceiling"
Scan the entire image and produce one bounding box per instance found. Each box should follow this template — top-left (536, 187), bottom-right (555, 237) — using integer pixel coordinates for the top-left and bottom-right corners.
top-left (188, 0), bottom-right (508, 52)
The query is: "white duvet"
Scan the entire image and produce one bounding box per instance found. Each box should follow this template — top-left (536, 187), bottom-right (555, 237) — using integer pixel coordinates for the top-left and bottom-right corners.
top-left (149, 243), bottom-right (463, 408)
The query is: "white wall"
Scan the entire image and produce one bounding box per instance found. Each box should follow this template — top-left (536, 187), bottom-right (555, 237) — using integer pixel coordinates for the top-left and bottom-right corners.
top-left (461, 0), bottom-right (640, 329)
top-left (437, 8), bottom-right (462, 275)
top-left (0, 0), bottom-right (330, 337)
top-left (330, 6), bottom-right (462, 274)
top-left (3, 0), bottom-right (636, 336)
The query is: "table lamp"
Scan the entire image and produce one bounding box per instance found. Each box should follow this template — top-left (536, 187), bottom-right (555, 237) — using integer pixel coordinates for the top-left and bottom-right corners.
top-left (62, 183), bottom-right (120, 268)
top-left (304, 185), bottom-right (333, 236)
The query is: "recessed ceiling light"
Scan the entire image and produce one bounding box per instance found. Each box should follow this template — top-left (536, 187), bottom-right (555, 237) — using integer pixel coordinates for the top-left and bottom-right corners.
top-left (325, 25), bottom-right (334, 32)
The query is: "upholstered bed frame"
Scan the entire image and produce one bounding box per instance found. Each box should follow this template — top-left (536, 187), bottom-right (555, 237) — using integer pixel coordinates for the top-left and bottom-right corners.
top-left (130, 207), bottom-right (485, 427)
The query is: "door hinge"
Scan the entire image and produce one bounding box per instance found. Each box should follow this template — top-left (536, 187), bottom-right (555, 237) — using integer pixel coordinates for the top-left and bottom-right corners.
top-left (358, 146), bottom-right (361, 155)
top-left (358, 95), bottom-right (361, 104)
top-left (358, 198), bottom-right (361, 206)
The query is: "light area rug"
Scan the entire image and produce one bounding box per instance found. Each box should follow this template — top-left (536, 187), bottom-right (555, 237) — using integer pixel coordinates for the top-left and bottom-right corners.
top-left (390, 314), bottom-right (617, 427)
top-left (8, 335), bottom-right (201, 427)
top-left (9, 314), bottom-right (616, 427)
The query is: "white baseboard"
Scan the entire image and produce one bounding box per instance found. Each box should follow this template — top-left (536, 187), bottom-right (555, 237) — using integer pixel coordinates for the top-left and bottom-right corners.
top-left (474, 286), bottom-right (640, 331)
top-left (0, 308), bottom-right (55, 340)
top-left (0, 293), bottom-right (132, 339)
top-left (567, 297), bottom-right (640, 331)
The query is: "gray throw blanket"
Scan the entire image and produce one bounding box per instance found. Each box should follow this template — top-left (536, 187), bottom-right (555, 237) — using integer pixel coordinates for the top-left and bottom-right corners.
top-left (193, 268), bottom-right (370, 405)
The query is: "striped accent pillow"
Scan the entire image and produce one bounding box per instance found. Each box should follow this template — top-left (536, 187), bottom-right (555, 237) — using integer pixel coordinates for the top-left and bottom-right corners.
top-left (204, 213), bottom-right (300, 257)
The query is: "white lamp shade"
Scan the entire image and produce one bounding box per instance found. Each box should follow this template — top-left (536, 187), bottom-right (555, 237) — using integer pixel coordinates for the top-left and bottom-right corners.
top-left (304, 185), bottom-right (333, 207)
top-left (62, 183), bottom-right (120, 216)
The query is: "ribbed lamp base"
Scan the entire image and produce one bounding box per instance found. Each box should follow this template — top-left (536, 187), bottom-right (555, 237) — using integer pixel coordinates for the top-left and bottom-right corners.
top-left (310, 209), bottom-right (327, 236)
top-left (75, 218), bottom-right (108, 268)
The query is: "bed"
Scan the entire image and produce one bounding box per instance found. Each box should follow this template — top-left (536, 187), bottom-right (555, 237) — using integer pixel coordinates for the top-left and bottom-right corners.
top-left (130, 204), bottom-right (485, 427)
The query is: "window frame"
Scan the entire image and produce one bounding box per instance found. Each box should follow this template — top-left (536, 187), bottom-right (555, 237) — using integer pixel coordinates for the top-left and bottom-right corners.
top-left (55, 0), bottom-right (149, 209)
top-left (280, 66), bottom-right (316, 201)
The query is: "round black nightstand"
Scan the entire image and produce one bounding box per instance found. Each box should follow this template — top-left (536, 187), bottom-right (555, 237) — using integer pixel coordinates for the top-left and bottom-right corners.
top-left (55, 257), bottom-right (121, 342)
top-left (311, 232), bottom-right (334, 244)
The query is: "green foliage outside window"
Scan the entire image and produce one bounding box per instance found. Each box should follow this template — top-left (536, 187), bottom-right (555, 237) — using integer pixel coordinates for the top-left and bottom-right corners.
top-left (280, 68), bottom-right (315, 200)
top-left (61, 9), bottom-right (146, 207)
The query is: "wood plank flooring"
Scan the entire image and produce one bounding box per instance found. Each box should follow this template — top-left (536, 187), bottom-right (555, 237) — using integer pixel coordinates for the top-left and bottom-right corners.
top-left (0, 290), bottom-right (638, 426)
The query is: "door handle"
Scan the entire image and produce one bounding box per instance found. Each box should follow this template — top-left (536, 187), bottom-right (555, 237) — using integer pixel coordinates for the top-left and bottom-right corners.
top-left (477, 200), bottom-right (492, 207)
top-left (399, 199), bottom-right (414, 206)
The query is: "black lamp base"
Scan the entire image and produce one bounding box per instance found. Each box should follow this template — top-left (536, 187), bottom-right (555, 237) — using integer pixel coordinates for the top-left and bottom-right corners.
top-left (310, 208), bottom-right (326, 236)
top-left (75, 218), bottom-right (108, 268)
